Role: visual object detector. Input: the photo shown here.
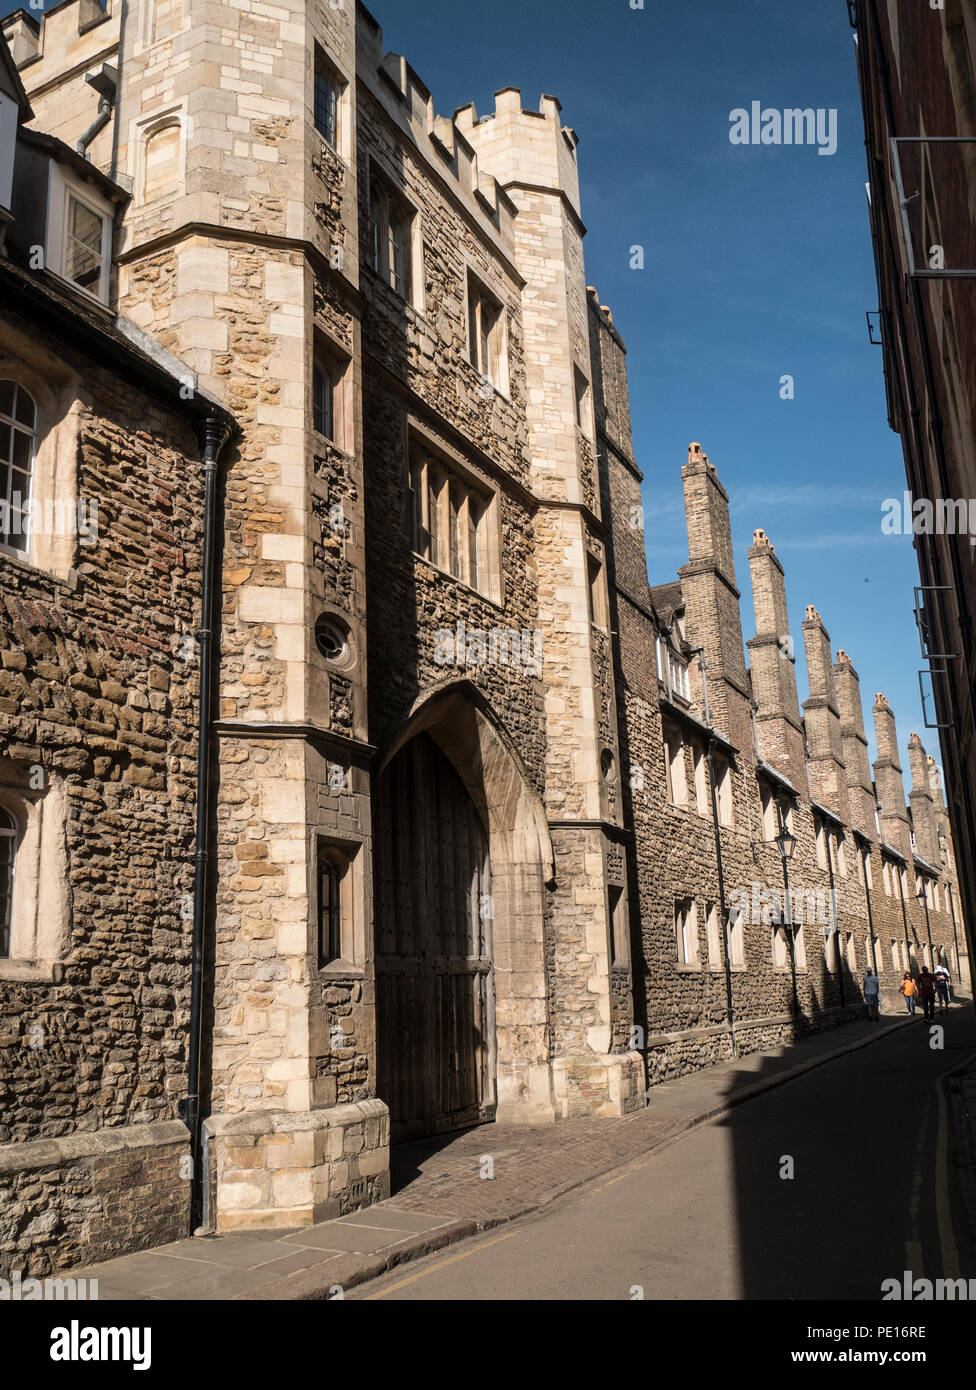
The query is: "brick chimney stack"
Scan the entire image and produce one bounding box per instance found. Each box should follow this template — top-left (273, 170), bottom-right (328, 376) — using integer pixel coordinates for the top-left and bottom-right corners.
top-left (677, 445), bottom-right (750, 744)
top-left (908, 732), bottom-right (940, 865)
top-left (746, 528), bottom-right (807, 790)
top-left (873, 693), bottom-right (912, 858)
top-left (801, 606), bottom-right (848, 821)
top-left (833, 648), bottom-right (875, 837)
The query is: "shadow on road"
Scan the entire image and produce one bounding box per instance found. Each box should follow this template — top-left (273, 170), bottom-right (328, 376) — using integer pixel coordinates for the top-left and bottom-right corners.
top-left (721, 994), bottom-right (976, 1299)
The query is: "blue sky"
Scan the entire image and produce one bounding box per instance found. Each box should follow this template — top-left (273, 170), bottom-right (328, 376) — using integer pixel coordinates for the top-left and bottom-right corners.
top-left (4, 0), bottom-right (936, 783)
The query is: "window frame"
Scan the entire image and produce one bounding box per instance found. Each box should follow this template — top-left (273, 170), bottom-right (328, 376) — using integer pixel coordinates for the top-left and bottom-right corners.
top-left (317, 850), bottom-right (342, 967)
top-left (727, 907), bottom-right (746, 969)
top-left (713, 752), bottom-right (734, 827)
top-left (365, 166), bottom-right (418, 305)
top-left (46, 162), bottom-right (113, 305)
top-left (311, 342), bottom-right (350, 450)
top-left (466, 269), bottom-right (509, 397)
top-left (675, 897), bottom-right (700, 970)
top-left (663, 721), bottom-right (687, 806)
top-left (0, 778), bottom-right (69, 977)
top-left (313, 47), bottom-right (344, 151)
top-left (573, 364), bottom-right (593, 439)
top-left (408, 439), bottom-right (498, 600)
top-left (692, 739), bottom-right (708, 817)
top-left (0, 803), bottom-right (16, 958)
top-left (586, 551), bottom-right (607, 630)
top-left (315, 837), bottom-right (364, 973)
top-left (0, 379), bottom-right (36, 559)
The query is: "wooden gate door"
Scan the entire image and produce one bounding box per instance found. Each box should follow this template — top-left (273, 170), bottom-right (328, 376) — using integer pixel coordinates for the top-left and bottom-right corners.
top-left (374, 732), bottom-right (495, 1142)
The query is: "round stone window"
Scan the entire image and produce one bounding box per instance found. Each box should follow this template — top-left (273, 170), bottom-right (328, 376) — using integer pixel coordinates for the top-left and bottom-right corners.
top-left (314, 614), bottom-right (349, 665)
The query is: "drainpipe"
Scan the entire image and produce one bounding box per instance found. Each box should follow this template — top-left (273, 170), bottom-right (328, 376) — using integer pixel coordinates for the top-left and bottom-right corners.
top-left (77, 66), bottom-right (118, 158)
top-left (77, 98), bottom-right (112, 157)
top-left (860, 842), bottom-right (879, 972)
top-left (825, 831), bottom-right (844, 1011)
top-left (896, 859), bottom-right (913, 973)
top-left (947, 883), bottom-right (963, 990)
top-left (185, 412), bottom-right (231, 1233)
top-left (691, 648), bottom-right (738, 1058)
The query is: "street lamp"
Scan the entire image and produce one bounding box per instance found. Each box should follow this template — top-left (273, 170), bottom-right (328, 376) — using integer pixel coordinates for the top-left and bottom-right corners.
top-left (775, 826), bottom-right (797, 862)
top-left (915, 876), bottom-right (934, 968)
top-left (775, 808), bottom-right (801, 1025)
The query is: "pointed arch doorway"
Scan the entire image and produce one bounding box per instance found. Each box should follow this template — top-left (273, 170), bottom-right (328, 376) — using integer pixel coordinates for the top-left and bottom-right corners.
top-left (373, 730), bottom-right (496, 1142)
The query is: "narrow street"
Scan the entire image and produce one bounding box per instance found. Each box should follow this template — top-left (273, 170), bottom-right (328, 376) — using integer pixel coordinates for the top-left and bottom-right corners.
top-left (351, 1011), bottom-right (976, 1300)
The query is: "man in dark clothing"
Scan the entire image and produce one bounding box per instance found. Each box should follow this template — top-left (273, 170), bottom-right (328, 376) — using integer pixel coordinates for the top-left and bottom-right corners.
top-left (918, 967), bottom-right (937, 1021)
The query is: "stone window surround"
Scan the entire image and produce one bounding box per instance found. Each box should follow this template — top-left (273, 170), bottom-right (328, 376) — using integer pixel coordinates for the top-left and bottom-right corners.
top-left (675, 896), bottom-right (699, 970)
top-left (0, 775), bottom-right (69, 981)
top-left (713, 752), bottom-right (734, 827)
top-left (814, 815), bottom-right (828, 870)
top-left (759, 779), bottom-right (795, 843)
top-left (406, 423), bottom-right (501, 604)
top-left (133, 106), bottom-right (186, 208)
top-left (861, 845), bottom-right (874, 890)
top-left (705, 900), bottom-right (722, 971)
top-left (0, 331), bottom-right (86, 581)
top-left (314, 833), bottom-right (365, 977)
top-left (313, 45), bottom-right (348, 158)
top-left (772, 920), bottom-right (807, 974)
top-left (363, 155), bottom-right (423, 313)
top-left (726, 906), bottom-right (747, 970)
top-left (690, 736), bottom-right (708, 817)
top-left (586, 549), bottom-right (608, 631)
top-left (573, 363), bottom-right (594, 441)
top-left (607, 881), bottom-right (630, 970)
top-left (312, 333), bottom-right (351, 452)
top-left (663, 719), bottom-right (687, 807)
top-left (464, 264), bottom-right (510, 399)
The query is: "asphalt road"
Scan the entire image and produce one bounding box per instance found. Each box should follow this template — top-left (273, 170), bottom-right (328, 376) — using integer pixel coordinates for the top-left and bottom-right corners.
top-left (350, 1008), bottom-right (976, 1300)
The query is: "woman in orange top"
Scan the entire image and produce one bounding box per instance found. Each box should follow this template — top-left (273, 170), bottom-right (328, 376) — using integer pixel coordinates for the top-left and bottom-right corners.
top-left (899, 971), bottom-right (918, 1015)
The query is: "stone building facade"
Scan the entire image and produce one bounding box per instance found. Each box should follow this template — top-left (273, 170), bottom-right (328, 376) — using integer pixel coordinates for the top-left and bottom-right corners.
top-left (0, 0), bottom-right (969, 1275)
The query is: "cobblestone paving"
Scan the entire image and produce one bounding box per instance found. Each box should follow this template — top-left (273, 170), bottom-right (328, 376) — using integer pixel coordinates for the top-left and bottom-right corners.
top-left (389, 1111), bottom-right (688, 1221)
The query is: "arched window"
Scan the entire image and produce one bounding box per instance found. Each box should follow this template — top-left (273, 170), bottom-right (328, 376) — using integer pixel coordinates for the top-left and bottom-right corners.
top-left (0, 804), bottom-right (16, 957)
top-left (0, 380), bottom-right (36, 555)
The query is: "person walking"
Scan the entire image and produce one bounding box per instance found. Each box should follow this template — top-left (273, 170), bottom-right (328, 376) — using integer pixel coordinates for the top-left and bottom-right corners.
top-left (899, 971), bottom-right (918, 1015)
top-left (934, 963), bottom-right (952, 1012)
top-left (862, 967), bottom-right (880, 1021)
top-left (917, 967), bottom-right (937, 1021)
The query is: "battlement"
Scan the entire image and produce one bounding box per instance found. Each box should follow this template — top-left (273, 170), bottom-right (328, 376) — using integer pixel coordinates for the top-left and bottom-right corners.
top-left (356, 2), bottom-right (520, 247)
top-left (457, 86), bottom-right (582, 218)
top-left (2, 1), bottom-right (115, 73)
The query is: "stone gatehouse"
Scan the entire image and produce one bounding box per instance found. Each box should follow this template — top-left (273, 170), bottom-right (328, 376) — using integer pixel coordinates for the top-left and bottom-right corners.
top-left (0, 0), bottom-right (969, 1275)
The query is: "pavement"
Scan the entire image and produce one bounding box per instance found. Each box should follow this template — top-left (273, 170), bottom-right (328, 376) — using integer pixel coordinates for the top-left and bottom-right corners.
top-left (65, 1007), bottom-right (932, 1300)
